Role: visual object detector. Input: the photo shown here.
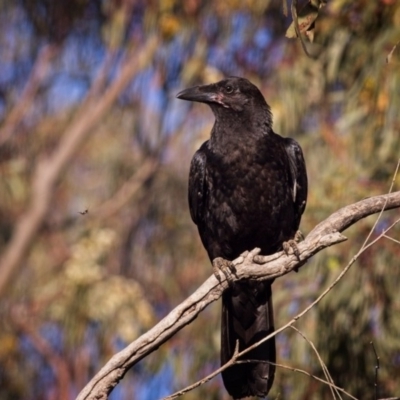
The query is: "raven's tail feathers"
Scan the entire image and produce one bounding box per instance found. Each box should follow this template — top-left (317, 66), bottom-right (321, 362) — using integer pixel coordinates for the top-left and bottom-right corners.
top-left (221, 281), bottom-right (276, 399)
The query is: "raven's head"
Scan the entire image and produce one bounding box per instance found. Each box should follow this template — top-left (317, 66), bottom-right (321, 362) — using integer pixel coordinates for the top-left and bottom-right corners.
top-left (176, 77), bottom-right (272, 125)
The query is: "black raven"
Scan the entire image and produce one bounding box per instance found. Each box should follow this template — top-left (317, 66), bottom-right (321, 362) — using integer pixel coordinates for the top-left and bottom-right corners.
top-left (177, 77), bottom-right (307, 398)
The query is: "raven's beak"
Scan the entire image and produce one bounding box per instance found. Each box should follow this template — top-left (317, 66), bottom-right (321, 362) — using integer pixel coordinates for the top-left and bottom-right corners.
top-left (176, 84), bottom-right (218, 104)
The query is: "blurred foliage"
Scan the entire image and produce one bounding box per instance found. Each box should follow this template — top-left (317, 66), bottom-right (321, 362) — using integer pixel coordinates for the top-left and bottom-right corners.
top-left (0, 0), bottom-right (399, 399)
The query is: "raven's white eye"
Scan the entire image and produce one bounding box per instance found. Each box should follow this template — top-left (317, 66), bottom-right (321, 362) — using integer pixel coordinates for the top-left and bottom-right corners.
top-left (225, 85), bottom-right (233, 93)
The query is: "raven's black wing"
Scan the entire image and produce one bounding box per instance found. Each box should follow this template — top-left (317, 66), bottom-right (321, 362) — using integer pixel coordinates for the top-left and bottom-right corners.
top-left (188, 142), bottom-right (208, 225)
top-left (284, 137), bottom-right (308, 228)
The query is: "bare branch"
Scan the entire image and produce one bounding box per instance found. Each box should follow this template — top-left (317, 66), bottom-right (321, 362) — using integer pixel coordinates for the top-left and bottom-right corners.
top-left (165, 214), bottom-right (400, 400)
top-left (76, 190), bottom-right (400, 400)
top-left (382, 234), bottom-right (400, 245)
top-left (359, 159), bottom-right (400, 250)
top-left (267, 361), bottom-right (357, 400)
top-left (290, 326), bottom-right (341, 400)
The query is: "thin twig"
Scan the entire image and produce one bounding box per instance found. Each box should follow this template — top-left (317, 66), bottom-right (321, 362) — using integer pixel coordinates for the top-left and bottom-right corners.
top-left (290, 326), bottom-right (342, 400)
top-left (258, 361), bottom-right (357, 400)
top-left (382, 234), bottom-right (400, 245)
top-left (360, 158), bottom-right (400, 250)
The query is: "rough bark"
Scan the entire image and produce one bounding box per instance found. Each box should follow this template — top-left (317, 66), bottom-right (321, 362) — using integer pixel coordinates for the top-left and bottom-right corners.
top-left (76, 190), bottom-right (400, 400)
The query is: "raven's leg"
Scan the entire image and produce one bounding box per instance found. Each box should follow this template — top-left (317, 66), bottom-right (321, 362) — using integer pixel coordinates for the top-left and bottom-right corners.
top-left (282, 230), bottom-right (304, 260)
top-left (212, 257), bottom-right (236, 283)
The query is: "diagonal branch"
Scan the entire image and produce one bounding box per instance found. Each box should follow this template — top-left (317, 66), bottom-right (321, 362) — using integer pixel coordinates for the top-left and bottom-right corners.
top-left (165, 215), bottom-right (400, 400)
top-left (263, 361), bottom-right (356, 400)
top-left (76, 190), bottom-right (400, 400)
top-left (290, 326), bottom-right (341, 400)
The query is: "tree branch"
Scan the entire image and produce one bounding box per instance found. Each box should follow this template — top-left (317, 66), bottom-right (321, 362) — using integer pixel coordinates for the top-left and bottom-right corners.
top-left (76, 190), bottom-right (400, 400)
top-left (165, 214), bottom-right (400, 400)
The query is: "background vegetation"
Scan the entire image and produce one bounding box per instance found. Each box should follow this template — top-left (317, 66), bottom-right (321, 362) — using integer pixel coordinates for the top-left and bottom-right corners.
top-left (0, 0), bottom-right (399, 399)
